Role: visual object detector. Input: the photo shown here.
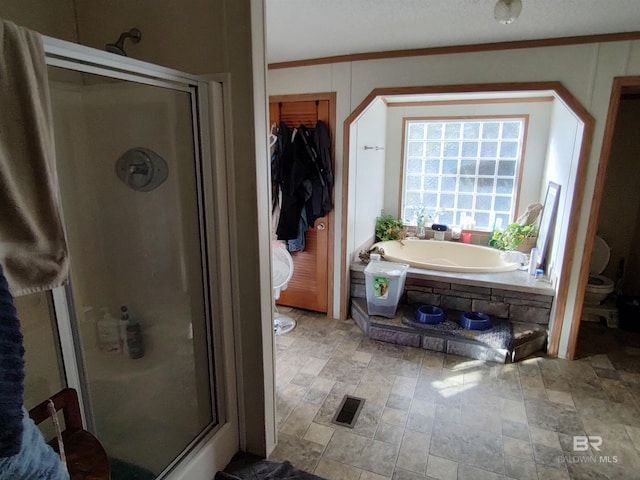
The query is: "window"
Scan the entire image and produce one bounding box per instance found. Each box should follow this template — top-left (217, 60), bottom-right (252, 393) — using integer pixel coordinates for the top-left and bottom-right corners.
top-left (402, 117), bottom-right (525, 229)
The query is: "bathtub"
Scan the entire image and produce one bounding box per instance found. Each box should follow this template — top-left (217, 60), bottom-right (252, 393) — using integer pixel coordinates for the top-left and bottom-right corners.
top-left (373, 239), bottom-right (519, 273)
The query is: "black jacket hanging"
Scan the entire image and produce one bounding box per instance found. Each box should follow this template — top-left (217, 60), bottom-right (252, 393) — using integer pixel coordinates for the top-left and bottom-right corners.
top-left (274, 120), bottom-right (333, 242)
top-left (307, 120), bottom-right (333, 225)
top-left (275, 124), bottom-right (313, 240)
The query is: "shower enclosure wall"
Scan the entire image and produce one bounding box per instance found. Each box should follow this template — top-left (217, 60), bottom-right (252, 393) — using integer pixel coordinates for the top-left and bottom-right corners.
top-left (14, 38), bottom-right (234, 479)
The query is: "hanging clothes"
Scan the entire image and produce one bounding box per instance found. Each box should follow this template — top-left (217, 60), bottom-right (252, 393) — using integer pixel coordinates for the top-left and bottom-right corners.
top-left (306, 120), bottom-right (333, 225)
top-left (273, 120), bottom-right (333, 250)
top-left (274, 122), bottom-right (310, 240)
top-left (287, 202), bottom-right (308, 252)
top-left (270, 123), bottom-right (282, 240)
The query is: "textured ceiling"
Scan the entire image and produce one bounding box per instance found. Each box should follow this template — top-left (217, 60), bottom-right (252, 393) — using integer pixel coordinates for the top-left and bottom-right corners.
top-left (265, 0), bottom-right (640, 64)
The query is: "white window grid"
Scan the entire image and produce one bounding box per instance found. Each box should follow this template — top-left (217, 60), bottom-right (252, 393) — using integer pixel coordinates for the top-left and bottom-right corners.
top-left (402, 118), bottom-right (525, 229)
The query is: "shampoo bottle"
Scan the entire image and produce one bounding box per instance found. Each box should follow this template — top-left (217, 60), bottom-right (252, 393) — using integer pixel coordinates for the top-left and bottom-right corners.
top-left (119, 307), bottom-right (129, 355)
top-left (121, 305), bottom-right (144, 359)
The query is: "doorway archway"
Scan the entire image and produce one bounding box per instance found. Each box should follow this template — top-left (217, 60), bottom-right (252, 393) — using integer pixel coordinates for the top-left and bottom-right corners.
top-left (340, 82), bottom-right (595, 357)
top-left (568, 76), bottom-right (640, 358)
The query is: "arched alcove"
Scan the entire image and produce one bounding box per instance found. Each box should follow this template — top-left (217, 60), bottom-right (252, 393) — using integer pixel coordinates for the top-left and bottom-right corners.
top-left (340, 82), bottom-right (595, 356)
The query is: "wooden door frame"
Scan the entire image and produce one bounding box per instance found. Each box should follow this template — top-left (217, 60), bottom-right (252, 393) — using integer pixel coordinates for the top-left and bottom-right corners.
top-left (339, 83), bottom-right (595, 356)
top-left (564, 76), bottom-right (640, 358)
top-left (269, 92), bottom-right (337, 316)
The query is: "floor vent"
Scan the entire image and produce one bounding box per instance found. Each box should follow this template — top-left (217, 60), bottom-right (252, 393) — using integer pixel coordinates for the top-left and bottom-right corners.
top-left (331, 395), bottom-right (365, 428)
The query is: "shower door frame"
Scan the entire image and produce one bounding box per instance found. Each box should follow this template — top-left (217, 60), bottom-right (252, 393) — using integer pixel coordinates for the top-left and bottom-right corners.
top-left (43, 37), bottom-right (239, 479)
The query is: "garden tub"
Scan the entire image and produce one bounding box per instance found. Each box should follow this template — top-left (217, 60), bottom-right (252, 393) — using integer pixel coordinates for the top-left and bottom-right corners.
top-left (373, 239), bottom-right (519, 273)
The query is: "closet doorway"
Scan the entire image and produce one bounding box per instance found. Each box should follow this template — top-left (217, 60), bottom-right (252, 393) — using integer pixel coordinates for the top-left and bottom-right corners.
top-left (269, 93), bottom-right (336, 313)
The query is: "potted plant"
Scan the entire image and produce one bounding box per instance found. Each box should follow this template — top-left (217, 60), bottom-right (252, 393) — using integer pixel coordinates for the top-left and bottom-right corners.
top-left (375, 211), bottom-right (405, 242)
top-left (490, 222), bottom-right (537, 252)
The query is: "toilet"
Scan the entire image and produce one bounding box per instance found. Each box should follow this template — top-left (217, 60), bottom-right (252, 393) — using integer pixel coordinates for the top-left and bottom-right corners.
top-left (584, 235), bottom-right (615, 305)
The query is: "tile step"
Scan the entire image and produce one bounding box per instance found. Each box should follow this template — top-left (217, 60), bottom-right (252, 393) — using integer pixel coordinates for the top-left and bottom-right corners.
top-left (351, 298), bottom-right (547, 363)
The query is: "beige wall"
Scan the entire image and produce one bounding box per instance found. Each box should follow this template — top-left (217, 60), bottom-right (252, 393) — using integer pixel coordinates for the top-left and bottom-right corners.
top-left (73, 0), bottom-right (226, 74)
top-left (268, 40), bottom-right (640, 356)
top-left (0, 0), bottom-right (78, 41)
top-left (217, 0), bottom-right (273, 457)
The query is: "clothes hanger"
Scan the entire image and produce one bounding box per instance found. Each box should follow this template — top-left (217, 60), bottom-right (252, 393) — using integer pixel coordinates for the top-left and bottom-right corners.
top-left (269, 123), bottom-right (278, 148)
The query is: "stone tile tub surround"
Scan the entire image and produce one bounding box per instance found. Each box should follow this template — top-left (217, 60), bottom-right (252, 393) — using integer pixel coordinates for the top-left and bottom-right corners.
top-left (351, 298), bottom-right (548, 364)
top-left (351, 262), bottom-right (555, 326)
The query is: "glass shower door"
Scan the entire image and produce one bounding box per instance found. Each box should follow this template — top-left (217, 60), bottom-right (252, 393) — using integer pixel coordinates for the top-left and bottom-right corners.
top-left (49, 65), bottom-right (215, 478)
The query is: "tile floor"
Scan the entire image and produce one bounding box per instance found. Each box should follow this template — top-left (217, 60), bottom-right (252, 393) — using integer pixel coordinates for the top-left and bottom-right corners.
top-left (269, 310), bottom-right (640, 480)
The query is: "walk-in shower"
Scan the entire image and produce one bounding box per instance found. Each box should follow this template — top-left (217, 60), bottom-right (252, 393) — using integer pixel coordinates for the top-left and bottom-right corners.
top-left (14, 36), bottom-right (233, 480)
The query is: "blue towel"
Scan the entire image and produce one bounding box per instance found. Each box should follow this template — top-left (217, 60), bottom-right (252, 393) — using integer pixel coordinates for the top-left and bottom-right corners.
top-left (0, 264), bottom-right (24, 457)
top-left (0, 264), bottom-right (68, 478)
top-left (0, 408), bottom-right (68, 480)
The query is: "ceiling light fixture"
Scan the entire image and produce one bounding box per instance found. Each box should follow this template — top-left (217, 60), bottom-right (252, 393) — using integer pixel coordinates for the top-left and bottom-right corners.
top-left (494, 0), bottom-right (523, 25)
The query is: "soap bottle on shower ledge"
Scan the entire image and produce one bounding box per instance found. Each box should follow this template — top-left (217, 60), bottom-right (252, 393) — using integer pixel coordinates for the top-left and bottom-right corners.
top-left (121, 305), bottom-right (144, 359)
top-left (97, 308), bottom-right (121, 353)
top-left (118, 308), bottom-right (129, 355)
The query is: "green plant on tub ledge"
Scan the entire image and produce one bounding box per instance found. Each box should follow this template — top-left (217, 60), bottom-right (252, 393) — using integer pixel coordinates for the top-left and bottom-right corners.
top-left (490, 222), bottom-right (537, 252)
top-left (375, 211), bottom-right (405, 242)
